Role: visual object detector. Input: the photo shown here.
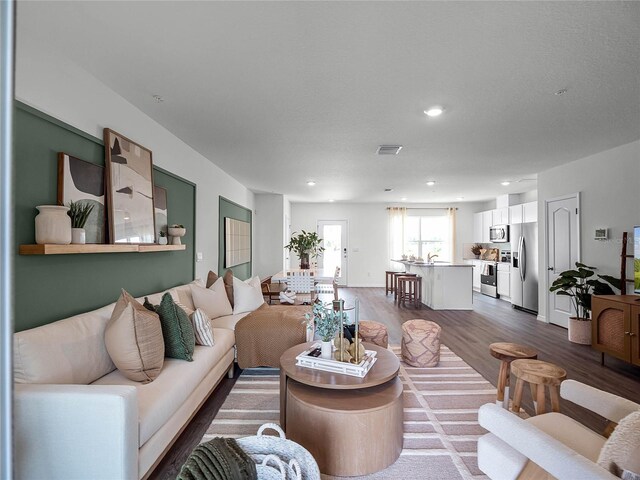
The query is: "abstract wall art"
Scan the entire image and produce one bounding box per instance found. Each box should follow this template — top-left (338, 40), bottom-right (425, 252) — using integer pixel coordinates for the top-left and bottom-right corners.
top-left (104, 128), bottom-right (156, 244)
top-left (57, 153), bottom-right (106, 243)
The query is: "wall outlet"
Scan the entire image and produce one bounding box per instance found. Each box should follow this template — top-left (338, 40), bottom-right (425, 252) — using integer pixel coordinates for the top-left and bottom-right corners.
top-left (196, 252), bottom-right (203, 262)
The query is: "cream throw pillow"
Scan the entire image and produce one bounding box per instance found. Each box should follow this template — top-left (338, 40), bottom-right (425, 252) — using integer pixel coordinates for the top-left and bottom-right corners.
top-left (598, 410), bottom-right (640, 477)
top-left (190, 279), bottom-right (233, 319)
top-left (232, 276), bottom-right (265, 314)
top-left (105, 289), bottom-right (165, 383)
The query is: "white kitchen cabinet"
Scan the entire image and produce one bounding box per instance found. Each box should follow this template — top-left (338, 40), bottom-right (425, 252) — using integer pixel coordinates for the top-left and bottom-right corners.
top-left (482, 211), bottom-right (493, 242)
top-left (473, 213), bottom-right (483, 243)
top-left (509, 204), bottom-right (523, 224)
top-left (494, 207), bottom-right (509, 225)
top-left (472, 260), bottom-right (482, 291)
top-left (497, 263), bottom-right (510, 298)
top-left (523, 201), bottom-right (537, 223)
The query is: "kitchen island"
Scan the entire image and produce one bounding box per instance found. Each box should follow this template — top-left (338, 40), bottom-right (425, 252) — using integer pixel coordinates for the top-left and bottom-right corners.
top-left (392, 260), bottom-right (474, 310)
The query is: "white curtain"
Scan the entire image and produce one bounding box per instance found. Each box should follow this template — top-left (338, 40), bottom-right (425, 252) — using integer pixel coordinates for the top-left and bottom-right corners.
top-left (448, 207), bottom-right (457, 262)
top-left (388, 207), bottom-right (406, 269)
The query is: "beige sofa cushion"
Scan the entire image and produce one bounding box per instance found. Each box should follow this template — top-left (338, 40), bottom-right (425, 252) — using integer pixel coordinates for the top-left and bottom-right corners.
top-left (191, 279), bottom-right (233, 319)
top-left (93, 327), bottom-right (235, 447)
top-left (170, 279), bottom-right (205, 312)
top-left (105, 290), bottom-right (165, 383)
top-left (210, 312), bottom-right (250, 331)
top-left (14, 303), bottom-right (116, 384)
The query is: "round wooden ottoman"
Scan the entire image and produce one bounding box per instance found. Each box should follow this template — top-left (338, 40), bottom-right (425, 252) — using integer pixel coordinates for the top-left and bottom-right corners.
top-left (401, 319), bottom-right (441, 367)
top-left (358, 320), bottom-right (389, 348)
top-left (510, 359), bottom-right (567, 415)
top-left (489, 342), bottom-right (538, 409)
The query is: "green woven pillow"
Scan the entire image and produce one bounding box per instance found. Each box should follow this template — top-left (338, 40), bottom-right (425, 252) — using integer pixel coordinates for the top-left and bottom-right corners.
top-left (147, 293), bottom-right (195, 361)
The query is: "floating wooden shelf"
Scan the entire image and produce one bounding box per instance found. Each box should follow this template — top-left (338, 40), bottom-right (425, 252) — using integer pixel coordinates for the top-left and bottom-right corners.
top-left (19, 244), bottom-right (186, 255)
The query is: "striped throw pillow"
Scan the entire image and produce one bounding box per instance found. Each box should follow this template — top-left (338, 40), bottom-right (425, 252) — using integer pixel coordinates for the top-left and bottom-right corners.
top-left (191, 308), bottom-right (215, 346)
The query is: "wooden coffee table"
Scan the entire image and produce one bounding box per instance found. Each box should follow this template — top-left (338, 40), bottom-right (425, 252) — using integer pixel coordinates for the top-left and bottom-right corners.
top-left (279, 342), bottom-right (403, 476)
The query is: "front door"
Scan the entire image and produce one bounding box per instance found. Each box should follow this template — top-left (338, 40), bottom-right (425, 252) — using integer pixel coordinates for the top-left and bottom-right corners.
top-left (317, 220), bottom-right (348, 286)
top-left (547, 195), bottom-right (580, 328)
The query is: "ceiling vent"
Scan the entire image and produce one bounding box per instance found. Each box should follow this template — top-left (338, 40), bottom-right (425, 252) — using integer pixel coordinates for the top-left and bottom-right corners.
top-left (376, 145), bottom-right (403, 155)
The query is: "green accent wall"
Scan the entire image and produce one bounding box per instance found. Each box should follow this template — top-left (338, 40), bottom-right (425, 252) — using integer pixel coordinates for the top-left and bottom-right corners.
top-left (14, 102), bottom-right (196, 332)
top-left (218, 196), bottom-right (252, 280)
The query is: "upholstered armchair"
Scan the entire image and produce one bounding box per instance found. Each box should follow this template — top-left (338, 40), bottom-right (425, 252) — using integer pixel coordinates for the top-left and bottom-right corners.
top-left (477, 380), bottom-right (640, 480)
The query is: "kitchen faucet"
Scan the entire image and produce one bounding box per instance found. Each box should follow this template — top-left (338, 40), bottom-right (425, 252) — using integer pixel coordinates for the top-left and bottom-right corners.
top-left (427, 253), bottom-right (439, 263)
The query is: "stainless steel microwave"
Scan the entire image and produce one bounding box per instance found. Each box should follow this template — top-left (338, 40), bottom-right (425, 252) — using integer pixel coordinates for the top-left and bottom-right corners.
top-left (489, 224), bottom-right (509, 243)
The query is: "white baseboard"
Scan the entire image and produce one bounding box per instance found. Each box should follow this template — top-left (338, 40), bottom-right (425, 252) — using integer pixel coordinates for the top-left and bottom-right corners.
top-left (536, 314), bottom-right (547, 322)
top-left (346, 284), bottom-right (385, 288)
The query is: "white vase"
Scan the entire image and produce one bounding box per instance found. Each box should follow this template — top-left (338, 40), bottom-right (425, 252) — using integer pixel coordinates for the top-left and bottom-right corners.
top-left (35, 205), bottom-right (71, 245)
top-left (71, 228), bottom-right (86, 245)
top-left (158, 236), bottom-right (168, 245)
top-left (568, 317), bottom-right (592, 345)
top-left (321, 341), bottom-right (333, 359)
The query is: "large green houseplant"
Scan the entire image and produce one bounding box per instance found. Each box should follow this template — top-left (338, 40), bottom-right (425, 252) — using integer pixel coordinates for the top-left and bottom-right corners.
top-left (549, 262), bottom-right (620, 344)
top-left (284, 230), bottom-right (325, 269)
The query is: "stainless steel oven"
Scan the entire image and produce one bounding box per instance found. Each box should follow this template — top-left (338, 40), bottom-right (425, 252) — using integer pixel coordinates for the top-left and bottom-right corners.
top-left (489, 224), bottom-right (509, 243)
top-left (480, 262), bottom-right (499, 298)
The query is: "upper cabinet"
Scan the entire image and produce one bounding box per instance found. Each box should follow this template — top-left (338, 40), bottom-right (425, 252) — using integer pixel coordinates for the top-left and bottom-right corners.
top-left (523, 201), bottom-right (537, 223)
top-left (493, 207), bottom-right (509, 225)
top-left (509, 204), bottom-right (523, 224)
top-left (482, 211), bottom-right (493, 242)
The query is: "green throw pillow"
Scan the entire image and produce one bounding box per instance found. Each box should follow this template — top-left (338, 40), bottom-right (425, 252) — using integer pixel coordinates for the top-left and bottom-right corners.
top-left (147, 293), bottom-right (195, 361)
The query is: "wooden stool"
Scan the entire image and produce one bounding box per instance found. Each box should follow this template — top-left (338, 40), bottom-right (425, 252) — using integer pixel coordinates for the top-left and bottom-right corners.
top-left (385, 271), bottom-right (399, 295)
top-left (394, 272), bottom-right (416, 301)
top-left (397, 275), bottom-right (422, 308)
top-left (489, 342), bottom-right (538, 409)
top-left (511, 359), bottom-right (567, 415)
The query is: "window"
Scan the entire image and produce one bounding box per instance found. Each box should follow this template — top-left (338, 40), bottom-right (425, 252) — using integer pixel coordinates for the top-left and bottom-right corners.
top-left (404, 213), bottom-right (451, 261)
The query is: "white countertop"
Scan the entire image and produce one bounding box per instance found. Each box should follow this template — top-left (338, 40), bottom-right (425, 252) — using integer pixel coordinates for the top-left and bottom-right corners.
top-left (392, 260), bottom-right (473, 268)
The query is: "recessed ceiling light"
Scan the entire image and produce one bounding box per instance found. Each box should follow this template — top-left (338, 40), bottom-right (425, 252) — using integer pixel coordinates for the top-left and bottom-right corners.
top-left (306, 181), bottom-right (316, 186)
top-left (426, 180), bottom-right (436, 186)
top-left (501, 181), bottom-right (511, 186)
top-left (328, 199), bottom-right (335, 203)
top-left (401, 197), bottom-right (408, 201)
top-left (384, 188), bottom-right (394, 192)
top-left (152, 94), bottom-right (164, 103)
top-left (554, 89), bottom-right (567, 96)
top-left (424, 106), bottom-right (444, 117)
top-left (456, 197), bottom-right (464, 201)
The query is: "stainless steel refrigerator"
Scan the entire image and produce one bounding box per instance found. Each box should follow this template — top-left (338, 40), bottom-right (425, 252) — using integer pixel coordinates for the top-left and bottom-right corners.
top-left (510, 222), bottom-right (538, 313)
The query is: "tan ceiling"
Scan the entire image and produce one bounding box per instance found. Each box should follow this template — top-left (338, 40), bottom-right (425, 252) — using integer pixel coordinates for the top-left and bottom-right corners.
top-left (16, 1), bottom-right (640, 203)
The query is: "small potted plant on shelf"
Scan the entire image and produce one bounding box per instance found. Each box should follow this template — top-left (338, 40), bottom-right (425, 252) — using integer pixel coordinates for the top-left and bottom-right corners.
top-left (470, 243), bottom-right (483, 259)
top-left (158, 230), bottom-right (168, 245)
top-left (67, 200), bottom-right (94, 245)
top-left (284, 230), bottom-right (325, 269)
top-left (549, 262), bottom-right (620, 344)
top-left (168, 224), bottom-right (186, 245)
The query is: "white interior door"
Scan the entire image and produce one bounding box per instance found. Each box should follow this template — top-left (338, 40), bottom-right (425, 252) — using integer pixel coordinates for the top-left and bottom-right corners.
top-left (547, 195), bottom-right (579, 328)
top-left (317, 220), bottom-right (348, 286)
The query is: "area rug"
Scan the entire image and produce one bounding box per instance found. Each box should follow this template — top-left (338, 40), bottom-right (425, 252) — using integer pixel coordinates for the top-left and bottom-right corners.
top-left (202, 345), bottom-right (495, 479)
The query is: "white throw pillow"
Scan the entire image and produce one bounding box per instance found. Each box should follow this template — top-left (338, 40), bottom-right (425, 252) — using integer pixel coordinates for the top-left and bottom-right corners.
top-left (191, 308), bottom-right (215, 346)
top-left (233, 276), bottom-right (265, 314)
top-left (190, 278), bottom-right (233, 319)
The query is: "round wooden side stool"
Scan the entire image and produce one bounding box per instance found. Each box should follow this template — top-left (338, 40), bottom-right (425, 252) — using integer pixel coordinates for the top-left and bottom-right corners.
top-left (358, 320), bottom-right (389, 348)
top-left (394, 272), bottom-right (416, 301)
top-left (401, 319), bottom-right (441, 367)
top-left (489, 342), bottom-right (538, 409)
top-left (510, 359), bottom-right (567, 415)
top-left (385, 271), bottom-right (399, 295)
top-left (397, 275), bottom-right (422, 308)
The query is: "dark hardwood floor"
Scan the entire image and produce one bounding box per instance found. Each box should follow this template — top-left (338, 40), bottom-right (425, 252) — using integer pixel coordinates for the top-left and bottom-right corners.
top-left (151, 287), bottom-right (640, 479)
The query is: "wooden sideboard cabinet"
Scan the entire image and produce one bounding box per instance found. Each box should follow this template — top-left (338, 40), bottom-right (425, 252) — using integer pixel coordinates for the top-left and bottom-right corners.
top-left (591, 295), bottom-right (640, 366)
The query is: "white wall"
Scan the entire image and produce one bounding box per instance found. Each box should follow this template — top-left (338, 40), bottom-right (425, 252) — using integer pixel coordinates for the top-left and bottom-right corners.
top-left (15, 41), bottom-right (254, 280)
top-left (290, 202), bottom-right (484, 287)
top-left (254, 193), bottom-right (286, 279)
top-left (537, 140), bottom-right (640, 320)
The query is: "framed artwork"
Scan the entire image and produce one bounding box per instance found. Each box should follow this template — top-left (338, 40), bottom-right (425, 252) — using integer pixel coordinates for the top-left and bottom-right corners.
top-left (153, 185), bottom-right (168, 240)
top-left (104, 128), bottom-right (156, 244)
top-left (224, 217), bottom-right (251, 268)
top-left (57, 153), bottom-right (106, 244)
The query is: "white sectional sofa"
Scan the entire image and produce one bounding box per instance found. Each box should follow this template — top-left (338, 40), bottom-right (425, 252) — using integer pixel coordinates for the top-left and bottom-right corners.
top-left (13, 281), bottom-right (247, 480)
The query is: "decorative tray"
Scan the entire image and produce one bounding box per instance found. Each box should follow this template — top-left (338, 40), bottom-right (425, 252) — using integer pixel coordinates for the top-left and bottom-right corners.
top-left (295, 343), bottom-right (377, 378)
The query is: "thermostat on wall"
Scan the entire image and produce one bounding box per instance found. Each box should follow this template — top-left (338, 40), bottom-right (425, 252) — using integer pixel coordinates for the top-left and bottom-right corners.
top-left (594, 228), bottom-right (608, 240)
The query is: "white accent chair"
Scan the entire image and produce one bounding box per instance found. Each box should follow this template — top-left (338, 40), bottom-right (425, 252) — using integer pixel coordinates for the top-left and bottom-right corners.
top-left (477, 380), bottom-right (640, 480)
top-left (314, 266), bottom-right (340, 301)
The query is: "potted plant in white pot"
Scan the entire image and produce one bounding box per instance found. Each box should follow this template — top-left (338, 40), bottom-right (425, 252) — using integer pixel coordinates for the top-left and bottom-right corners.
top-left (284, 230), bottom-right (325, 269)
top-left (67, 200), bottom-right (94, 245)
top-left (305, 302), bottom-right (342, 359)
top-left (549, 262), bottom-right (620, 344)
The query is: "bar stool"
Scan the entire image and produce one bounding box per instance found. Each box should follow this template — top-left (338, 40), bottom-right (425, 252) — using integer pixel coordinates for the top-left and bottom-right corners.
top-left (511, 359), bottom-right (567, 415)
top-left (489, 342), bottom-right (538, 409)
top-left (397, 275), bottom-right (422, 308)
top-left (385, 271), bottom-right (399, 295)
top-left (395, 272), bottom-right (416, 301)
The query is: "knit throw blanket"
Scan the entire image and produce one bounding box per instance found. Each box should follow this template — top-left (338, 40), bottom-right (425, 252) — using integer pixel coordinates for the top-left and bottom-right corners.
top-left (177, 437), bottom-right (257, 480)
